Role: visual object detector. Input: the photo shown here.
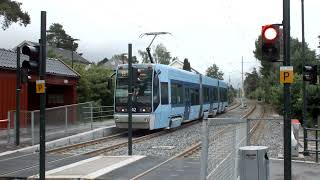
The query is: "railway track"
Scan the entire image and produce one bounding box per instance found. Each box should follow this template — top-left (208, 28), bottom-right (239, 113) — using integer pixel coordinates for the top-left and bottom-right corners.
top-left (48, 101), bottom-right (241, 156)
top-left (129, 102), bottom-right (257, 180)
top-left (0, 101), bottom-right (244, 177)
top-left (176, 102), bottom-right (256, 159)
top-left (249, 104), bottom-right (267, 144)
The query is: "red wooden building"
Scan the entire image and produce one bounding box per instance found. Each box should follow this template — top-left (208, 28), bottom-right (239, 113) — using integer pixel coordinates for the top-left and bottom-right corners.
top-left (0, 48), bottom-right (80, 127)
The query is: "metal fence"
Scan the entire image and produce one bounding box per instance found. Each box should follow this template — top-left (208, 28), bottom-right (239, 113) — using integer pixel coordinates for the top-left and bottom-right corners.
top-left (83, 106), bottom-right (114, 122)
top-left (5, 102), bottom-right (115, 146)
top-left (200, 118), bottom-right (247, 180)
top-left (304, 126), bottom-right (319, 163)
top-left (0, 119), bottom-right (10, 143)
top-left (200, 117), bottom-right (285, 180)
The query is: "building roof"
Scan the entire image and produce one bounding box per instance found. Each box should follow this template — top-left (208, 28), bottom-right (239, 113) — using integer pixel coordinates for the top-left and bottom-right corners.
top-left (0, 48), bottom-right (79, 77)
top-left (102, 58), bottom-right (128, 70)
top-left (169, 59), bottom-right (200, 74)
top-left (14, 40), bottom-right (91, 65)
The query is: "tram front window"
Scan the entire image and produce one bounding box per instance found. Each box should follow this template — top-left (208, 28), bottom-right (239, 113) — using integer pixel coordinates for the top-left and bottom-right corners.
top-left (115, 68), bottom-right (152, 113)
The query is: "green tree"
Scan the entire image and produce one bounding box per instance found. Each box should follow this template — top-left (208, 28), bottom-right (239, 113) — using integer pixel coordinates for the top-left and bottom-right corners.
top-left (0, 0), bottom-right (30, 30)
top-left (253, 34), bottom-right (319, 125)
top-left (110, 53), bottom-right (138, 64)
top-left (183, 58), bottom-right (191, 71)
top-left (47, 23), bottom-right (78, 51)
top-left (138, 50), bottom-right (149, 63)
top-left (205, 63), bottom-right (224, 80)
top-left (172, 57), bottom-right (179, 62)
top-left (153, 44), bottom-right (171, 64)
top-left (228, 85), bottom-right (237, 103)
top-left (73, 64), bottom-right (90, 103)
top-left (244, 68), bottom-right (260, 98)
top-left (86, 65), bottom-right (114, 106)
top-left (138, 43), bottom-right (171, 65)
top-left (74, 64), bottom-right (114, 106)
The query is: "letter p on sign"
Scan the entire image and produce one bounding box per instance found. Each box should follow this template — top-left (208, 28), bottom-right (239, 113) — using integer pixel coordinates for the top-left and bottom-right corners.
top-left (280, 66), bottom-right (294, 84)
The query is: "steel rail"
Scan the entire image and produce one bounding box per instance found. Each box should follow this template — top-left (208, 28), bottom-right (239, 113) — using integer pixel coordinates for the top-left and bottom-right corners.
top-left (130, 103), bottom-right (257, 180)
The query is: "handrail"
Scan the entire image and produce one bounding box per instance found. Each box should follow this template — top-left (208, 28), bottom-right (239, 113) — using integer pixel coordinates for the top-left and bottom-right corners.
top-left (32, 102), bottom-right (94, 112)
top-left (0, 119), bottom-right (8, 123)
top-left (305, 127), bottom-right (320, 131)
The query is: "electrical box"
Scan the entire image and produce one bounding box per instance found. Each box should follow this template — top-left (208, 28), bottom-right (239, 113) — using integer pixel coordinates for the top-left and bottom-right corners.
top-left (239, 146), bottom-right (269, 180)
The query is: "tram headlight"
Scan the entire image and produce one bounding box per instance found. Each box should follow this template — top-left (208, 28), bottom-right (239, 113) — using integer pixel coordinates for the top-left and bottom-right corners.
top-left (139, 107), bottom-right (151, 113)
top-left (116, 106), bottom-right (127, 112)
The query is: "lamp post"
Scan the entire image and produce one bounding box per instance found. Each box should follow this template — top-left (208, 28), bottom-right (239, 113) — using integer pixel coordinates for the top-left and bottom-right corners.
top-left (70, 38), bottom-right (79, 69)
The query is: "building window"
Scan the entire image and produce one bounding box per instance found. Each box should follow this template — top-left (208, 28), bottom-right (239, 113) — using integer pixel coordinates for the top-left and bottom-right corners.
top-left (48, 94), bottom-right (64, 104)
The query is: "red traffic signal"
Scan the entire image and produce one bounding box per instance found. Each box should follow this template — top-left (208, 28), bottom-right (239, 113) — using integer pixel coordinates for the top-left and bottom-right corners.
top-left (261, 24), bottom-right (281, 62)
top-left (21, 45), bottom-right (40, 74)
top-left (262, 25), bottom-right (280, 43)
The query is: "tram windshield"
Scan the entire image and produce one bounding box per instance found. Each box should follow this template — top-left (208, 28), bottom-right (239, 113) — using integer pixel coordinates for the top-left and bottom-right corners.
top-left (115, 67), bottom-right (152, 112)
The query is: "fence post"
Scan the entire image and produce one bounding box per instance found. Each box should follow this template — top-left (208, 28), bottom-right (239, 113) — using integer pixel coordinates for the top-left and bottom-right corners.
top-left (200, 118), bottom-right (209, 180)
top-left (246, 119), bottom-right (250, 146)
top-left (65, 106), bottom-right (68, 135)
top-left (316, 126), bottom-right (318, 163)
top-left (90, 102), bottom-right (93, 130)
top-left (13, 112), bottom-right (17, 145)
top-left (7, 112), bottom-right (11, 143)
top-left (31, 111), bottom-right (34, 146)
top-left (233, 124), bottom-right (238, 179)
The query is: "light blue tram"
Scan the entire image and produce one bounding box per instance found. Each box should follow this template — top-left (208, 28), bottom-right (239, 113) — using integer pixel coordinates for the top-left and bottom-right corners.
top-left (114, 63), bottom-right (228, 130)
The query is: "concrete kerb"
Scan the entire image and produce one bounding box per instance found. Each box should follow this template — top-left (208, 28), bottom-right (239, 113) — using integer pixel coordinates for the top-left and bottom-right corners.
top-left (270, 157), bottom-right (320, 165)
top-left (0, 125), bottom-right (120, 156)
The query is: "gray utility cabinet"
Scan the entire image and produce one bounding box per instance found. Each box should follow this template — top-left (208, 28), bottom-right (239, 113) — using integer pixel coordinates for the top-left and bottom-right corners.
top-left (239, 146), bottom-right (269, 180)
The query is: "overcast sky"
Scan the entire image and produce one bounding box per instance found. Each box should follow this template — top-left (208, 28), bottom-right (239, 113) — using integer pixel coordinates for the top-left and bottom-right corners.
top-left (0, 0), bottom-right (319, 87)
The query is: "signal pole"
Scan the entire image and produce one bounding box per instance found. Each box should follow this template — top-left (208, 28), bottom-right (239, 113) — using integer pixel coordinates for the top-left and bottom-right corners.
top-left (39, 11), bottom-right (47, 180)
top-left (283, 0), bottom-right (292, 179)
top-left (128, 44), bottom-right (133, 155)
top-left (301, 0), bottom-right (308, 155)
top-left (241, 56), bottom-right (244, 108)
top-left (15, 47), bottom-right (21, 146)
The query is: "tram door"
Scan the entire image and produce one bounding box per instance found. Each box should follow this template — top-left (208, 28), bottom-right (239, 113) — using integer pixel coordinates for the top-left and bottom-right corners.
top-left (184, 88), bottom-right (191, 120)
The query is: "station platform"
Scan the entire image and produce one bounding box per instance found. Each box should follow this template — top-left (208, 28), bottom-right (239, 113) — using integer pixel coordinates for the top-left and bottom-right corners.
top-left (0, 152), bottom-right (319, 179)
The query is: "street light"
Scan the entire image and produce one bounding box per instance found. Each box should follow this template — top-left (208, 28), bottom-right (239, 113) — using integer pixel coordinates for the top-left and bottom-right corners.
top-left (70, 38), bottom-right (79, 69)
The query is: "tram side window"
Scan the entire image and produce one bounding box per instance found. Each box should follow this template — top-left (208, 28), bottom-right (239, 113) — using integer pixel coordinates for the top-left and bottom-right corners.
top-left (191, 88), bottom-right (200, 105)
top-left (213, 87), bottom-right (218, 102)
top-left (224, 88), bottom-right (228, 101)
top-left (153, 73), bottom-right (160, 109)
top-left (221, 88), bottom-right (224, 101)
top-left (203, 87), bottom-right (210, 103)
top-left (209, 88), bottom-right (213, 103)
top-left (161, 82), bottom-right (169, 104)
top-left (171, 83), bottom-right (184, 105)
top-left (221, 88), bottom-right (227, 101)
